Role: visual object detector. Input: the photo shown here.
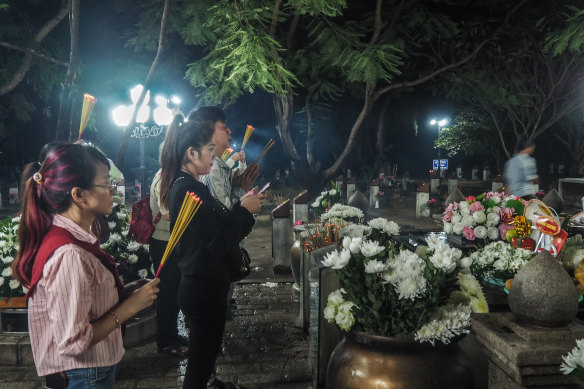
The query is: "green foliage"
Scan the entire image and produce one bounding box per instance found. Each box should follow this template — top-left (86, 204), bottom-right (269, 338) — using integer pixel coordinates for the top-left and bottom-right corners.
top-left (288, 0), bottom-right (346, 17)
top-left (544, 7), bottom-right (584, 55)
top-left (435, 108), bottom-right (497, 158)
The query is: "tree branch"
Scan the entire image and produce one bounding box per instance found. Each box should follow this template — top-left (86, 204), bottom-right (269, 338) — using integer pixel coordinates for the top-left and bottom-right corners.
top-left (0, 2), bottom-right (69, 96)
top-left (0, 41), bottom-right (68, 67)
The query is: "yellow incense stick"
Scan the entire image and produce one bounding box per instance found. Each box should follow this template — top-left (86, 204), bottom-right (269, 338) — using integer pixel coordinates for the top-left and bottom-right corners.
top-left (241, 124), bottom-right (255, 151)
top-left (155, 192), bottom-right (202, 277)
top-left (221, 147), bottom-right (234, 161)
top-left (253, 139), bottom-right (275, 164)
top-left (78, 94), bottom-right (97, 140)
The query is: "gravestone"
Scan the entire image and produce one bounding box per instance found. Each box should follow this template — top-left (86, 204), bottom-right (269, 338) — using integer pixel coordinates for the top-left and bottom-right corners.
top-left (447, 179), bottom-right (458, 194)
top-left (293, 190), bottom-right (309, 223)
top-left (308, 245), bottom-right (341, 389)
top-left (416, 192), bottom-right (430, 219)
top-left (335, 175), bottom-right (343, 198)
top-left (346, 178), bottom-right (356, 202)
top-left (271, 200), bottom-right (291, 272)
top-left (445, 188), bottom-right (466, 206)
top-left (492, 182), bottom-right (504, 192)
top-left (482, 169), bottom-right (490, 181)
top-left (369, 179), bottom-right (380, 207)
top-left (472, 168), bottom-right (479, 180)
top-left (456, 167), bottom-right (462, 178)
top-left (430, 178), bottom-right (440, 194)
top-left (348, 190), bottom-right (368, 214)
top-left (559, 178), bottom-right (584, 209)
top-left (542, 188), bottom-right (565, 214)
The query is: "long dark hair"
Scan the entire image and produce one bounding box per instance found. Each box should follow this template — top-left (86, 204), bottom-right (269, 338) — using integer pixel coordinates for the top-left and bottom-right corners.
top-left (160, 114), bottom-right (215, 209)
top-left (13, 143), bottom-right (110, 287)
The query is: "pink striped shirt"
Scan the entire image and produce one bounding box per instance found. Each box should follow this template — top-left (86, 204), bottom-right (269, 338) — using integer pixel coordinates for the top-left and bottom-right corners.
top-left (28, 214), bottom-right (124, 376)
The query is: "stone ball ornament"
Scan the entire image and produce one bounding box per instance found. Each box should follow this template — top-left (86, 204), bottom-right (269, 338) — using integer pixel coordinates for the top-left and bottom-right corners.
top-left (508, 250), bottom-right (580, 327)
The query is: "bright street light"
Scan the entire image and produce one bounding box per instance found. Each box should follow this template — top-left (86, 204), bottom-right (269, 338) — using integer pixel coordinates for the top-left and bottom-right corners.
top-left (429, 117), bottom-right (449, 177)
top-left (111, 84), bottom-right (180, 198)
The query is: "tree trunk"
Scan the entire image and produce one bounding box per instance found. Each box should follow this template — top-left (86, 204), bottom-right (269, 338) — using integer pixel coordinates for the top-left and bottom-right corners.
top-left (0, 3), bottom-right (69, 96)
top-left (374, 97), bottom-right (390, 172)
top-left (55, 0), bottom-right (80, 142)
top-left (272, 91), bottom-right (301, 163)
top-left (116, 0), bottom-right (171, 168)
top-left (305, 84), bottom-right (320, 173)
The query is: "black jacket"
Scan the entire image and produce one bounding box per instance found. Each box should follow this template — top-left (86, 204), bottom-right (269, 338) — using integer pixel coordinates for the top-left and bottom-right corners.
top-left (169, 171), bottom-right (255, 284)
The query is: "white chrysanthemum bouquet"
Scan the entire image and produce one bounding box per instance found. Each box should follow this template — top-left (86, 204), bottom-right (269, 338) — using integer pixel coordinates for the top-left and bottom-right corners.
top-left (561, 339), bottom-right (584, 387)
top-left (311, 180), bottom-right (341, 216)
top-left (101, 198), bottom-right (154, 283)
top-left (462, 240), bottom-right (536, 282)
top-left (0, 216), bottom-right (26, 298)
top-left (323, 219), bottom-right (487, 345)
top-left (442, 192), bottom-right (525, 241)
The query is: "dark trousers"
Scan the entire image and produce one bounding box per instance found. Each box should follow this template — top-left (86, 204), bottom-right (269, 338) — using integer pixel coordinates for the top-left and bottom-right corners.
top-left (178, 276), bottom-right (229, 389)
top-left (150, 238), bottom-right (182, 348)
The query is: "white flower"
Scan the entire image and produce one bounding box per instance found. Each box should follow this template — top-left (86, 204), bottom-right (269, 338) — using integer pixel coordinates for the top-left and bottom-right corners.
top-left (368, 218), bottom-right (400, 235)
top-left (9, 279), bottom-right (19, 289)
top-left (335, 301), bottom-right (355, 331)
top-left (349, 238), bottom-right (362, 254)
top-left (360, 240), bottom-right (384, 257)
top-left (311, 201), bottom-right (320, 208)
top-left (339, 225), bottom-right (371, 238)
top-left (328, 288), bottom-right (346, 306)
top-left (0, 241), bottom-right (5, 248)
top-left (121, 229), bottom-right (130, 237)
top-left (138, 269), bottom-right (148, 279)
top-left (321, 191), bottom-right (328, 196)
top-left (1, 267), bottom-right (11, 277)
top-left (109, 233), bottom-right (122, 243)
top-left (116, 212), bottom-right (126, 220)
top-left (460, 257), bottom-right (472, 268)
top-left (322, 249), bottom-right (350, 269)
top-left (127, 254), bottom-right (139, 264)
top-left (108, 221), bottom-right (116, 230)
top-left (0, 277), bottom-right (4, 286)
top-left (463, 215), bottom-right (475, 227)
top-left (561, 339), bottom-right (584, 375)
top-left (472, 211), bottom-right (486, 224)
top-left (329, 189), bottom-right (337, 196)
top-left (324, 305), bottom-right (337, 322)
top-left (474, 226), bottom-right (487, 239)
top-left (443, 222), bottom-right (453, 234)
top-left (453, 223), bottom-right (464, 234)
top-left (1, 255), bottom-right (14, 264)
top-left (127, 241), bottom-right (141, 252)
top-left (451, 213), bottom-right (462, 224)
top-left (487, 227), bottom-right (499, 240)
top-left (486, 213), bottom-right (500, 227)
top-left (342, 236), bottom-right (352, 250)
top-left (459, 201), bottom-right (469, 210)
top-left (364, 259), bottom-right (388, 273)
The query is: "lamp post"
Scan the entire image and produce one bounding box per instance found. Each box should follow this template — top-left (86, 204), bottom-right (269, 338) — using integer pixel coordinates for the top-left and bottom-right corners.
top-left (429, 118), bottom-right (449, 177)
top-left (112, 85), bottom-right (179, 198)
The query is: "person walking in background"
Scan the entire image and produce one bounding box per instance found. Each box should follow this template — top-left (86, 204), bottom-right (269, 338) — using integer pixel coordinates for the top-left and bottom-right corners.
top-left (160, 114), bottom-right (263, 389)
top-left (504, 137), bottom-right (538, 200)
top-left (12, 143), bottom-right (159, 389)
top-left (149, 143), bottom-right (188, 358)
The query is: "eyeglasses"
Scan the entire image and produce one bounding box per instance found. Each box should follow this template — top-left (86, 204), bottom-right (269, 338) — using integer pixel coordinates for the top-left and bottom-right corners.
top-left (92, 181), bottom-right (117, 195)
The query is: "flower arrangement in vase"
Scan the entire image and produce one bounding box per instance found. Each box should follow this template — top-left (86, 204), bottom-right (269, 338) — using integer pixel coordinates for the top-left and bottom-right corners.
top-left (100, 198), bottom-right (154, 283)
top-left (0, 216), bottom-right (26, 299)
top-left (461, 240), bottom-right (536, 283)
top-left (311, 180), bottom-right (341, 217)
top-left (322, 220), bottom-right (487, 345)
top-left (442, 192), bottom-right (527, 241)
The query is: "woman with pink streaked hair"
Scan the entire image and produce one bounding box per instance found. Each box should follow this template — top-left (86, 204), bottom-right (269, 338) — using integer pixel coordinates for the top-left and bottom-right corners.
top-left (12, 143), bottom-right (160, 389)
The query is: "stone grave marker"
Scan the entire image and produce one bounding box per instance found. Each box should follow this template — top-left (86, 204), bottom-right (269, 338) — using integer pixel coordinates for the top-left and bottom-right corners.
top-left (293, 190), bottom-right (309, 223)
top-left (271, 200), bottom-right (291, 272)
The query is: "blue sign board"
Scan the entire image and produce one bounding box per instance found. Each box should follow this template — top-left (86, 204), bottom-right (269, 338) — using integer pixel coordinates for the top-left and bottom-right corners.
top-left (432, 159), bottom-right (449, 170)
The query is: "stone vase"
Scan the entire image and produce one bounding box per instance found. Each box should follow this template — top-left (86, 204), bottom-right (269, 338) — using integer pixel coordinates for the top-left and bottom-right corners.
top-left (326, 331), bottom-right (473, 389)
top-left (508, 250), bottom-right (579, 327)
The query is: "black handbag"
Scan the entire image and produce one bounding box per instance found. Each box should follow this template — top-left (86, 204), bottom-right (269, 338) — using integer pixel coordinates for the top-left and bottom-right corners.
top-left (232, 247), bottom-right (251, 282)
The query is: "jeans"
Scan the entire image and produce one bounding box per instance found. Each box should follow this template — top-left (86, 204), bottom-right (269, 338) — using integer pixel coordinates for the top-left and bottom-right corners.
top-left (45, 364), bottom-right (119, 389)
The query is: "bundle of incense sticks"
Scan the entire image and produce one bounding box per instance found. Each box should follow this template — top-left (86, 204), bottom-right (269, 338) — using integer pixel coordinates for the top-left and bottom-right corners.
top-left (240, 124), bottom-right (255, 151)
top-left (78, 93), bottom-right (97, 140)
top-left (155, 191), bottom-right (202, 277)
top-left (221, 147), bottom-right (234, 161)
top-left (253, 139), bottom-right (275, 164)
top-left (293, 222), bottom-right (341, 253)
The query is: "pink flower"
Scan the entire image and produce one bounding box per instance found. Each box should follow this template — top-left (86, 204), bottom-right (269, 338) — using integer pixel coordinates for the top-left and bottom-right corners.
top-left (463, 226), bottom-right (476, 240)
top-left (499, 207), bottom-right (515, 224)
top-left (442, 210), bottom-right (453, 222)
top-left (293, 220), bottom-right (304, 227)
top-left (466, 196), bottom-right (476, 203)
top-left (498, 223), bottom-right (514, 240)
top-left (469, 202), bottom-right (483, 213)
top-left (485, 191), bottom-right (503, 199)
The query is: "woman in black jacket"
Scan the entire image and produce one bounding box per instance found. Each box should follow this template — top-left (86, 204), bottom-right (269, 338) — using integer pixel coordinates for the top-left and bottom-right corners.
top-left (159, 115), bottom-right (263, 389)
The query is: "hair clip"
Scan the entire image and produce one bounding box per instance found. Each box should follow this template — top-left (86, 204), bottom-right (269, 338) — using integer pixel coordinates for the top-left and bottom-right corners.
top-left (33, 172), bottom-right (43, 184)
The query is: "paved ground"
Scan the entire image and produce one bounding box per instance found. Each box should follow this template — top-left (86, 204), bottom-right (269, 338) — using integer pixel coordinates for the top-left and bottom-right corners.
top-left (0, 189), bottom-right (488, 389)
